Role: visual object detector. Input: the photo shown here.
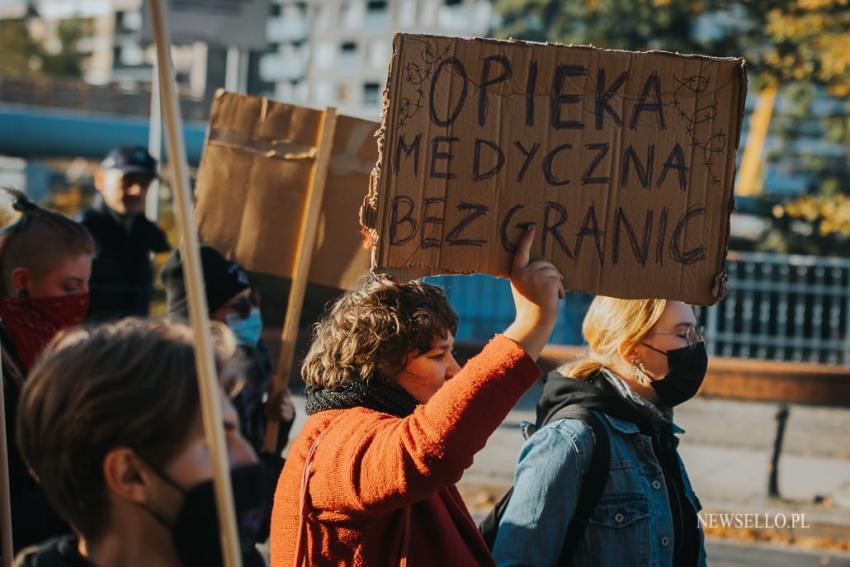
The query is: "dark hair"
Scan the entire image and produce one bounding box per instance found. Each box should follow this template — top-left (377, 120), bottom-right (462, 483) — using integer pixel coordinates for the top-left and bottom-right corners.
top-left (16, 319), bottom-right (240, 540)
top-left (301, 273), bottom-right (459, 388)
top-left (0, 188), bottom-right (95, 296)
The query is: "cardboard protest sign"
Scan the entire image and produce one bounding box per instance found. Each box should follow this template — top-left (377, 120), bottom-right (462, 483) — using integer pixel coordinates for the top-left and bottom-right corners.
top-left (362, 34), bottom-right (747, 305)
top-left (195, 91), bottom-right (376, 290)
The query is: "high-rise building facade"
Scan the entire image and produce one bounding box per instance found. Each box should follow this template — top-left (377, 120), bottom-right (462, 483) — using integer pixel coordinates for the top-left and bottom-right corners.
top-left (260, 0), bottom-right (493, 119)
top-left (1, 0), bottom-right (493, 119)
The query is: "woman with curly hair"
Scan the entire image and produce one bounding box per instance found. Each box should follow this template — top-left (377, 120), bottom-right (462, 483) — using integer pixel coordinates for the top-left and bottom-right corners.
top-left (270, 227), bottom-right (565, 566)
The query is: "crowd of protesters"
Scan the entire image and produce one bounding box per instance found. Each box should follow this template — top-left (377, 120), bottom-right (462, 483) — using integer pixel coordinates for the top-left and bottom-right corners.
top-left (1, 145), bottom-right (710, 566)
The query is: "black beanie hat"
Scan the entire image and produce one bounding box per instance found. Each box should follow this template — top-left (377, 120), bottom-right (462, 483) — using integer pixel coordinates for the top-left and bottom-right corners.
top-left (161, 245), bottom-right (251, 319)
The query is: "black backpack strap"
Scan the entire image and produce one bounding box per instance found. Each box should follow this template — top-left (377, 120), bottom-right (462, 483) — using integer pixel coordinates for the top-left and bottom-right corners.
top-left (479, 486), bottom-right (512, 549)
top-left (478, 405), bottom-right (611, 559)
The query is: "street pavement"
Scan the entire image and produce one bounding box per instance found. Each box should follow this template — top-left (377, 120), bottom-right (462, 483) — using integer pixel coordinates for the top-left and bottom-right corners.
top-left (286, 382), bottom-right (850, 565)
top-left (706, 540), bottom-right (850, 566)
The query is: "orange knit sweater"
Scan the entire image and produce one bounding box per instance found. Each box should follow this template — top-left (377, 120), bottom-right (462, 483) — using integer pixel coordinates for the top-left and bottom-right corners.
top-left (269, 335), bottom-right (540, 567)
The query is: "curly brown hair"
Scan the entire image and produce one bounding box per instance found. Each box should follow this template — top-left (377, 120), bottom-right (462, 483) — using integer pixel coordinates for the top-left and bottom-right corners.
top-left (302, 273), bottom-right (459, 388)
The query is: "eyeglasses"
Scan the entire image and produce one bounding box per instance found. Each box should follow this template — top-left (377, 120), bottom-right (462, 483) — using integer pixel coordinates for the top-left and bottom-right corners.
top-left (643, 325), bottom-right (704, 354)
top-left (222, 290), bottom-right (261, 319)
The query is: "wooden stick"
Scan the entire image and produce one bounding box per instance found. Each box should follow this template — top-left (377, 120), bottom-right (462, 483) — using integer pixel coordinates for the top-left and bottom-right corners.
top-left (264, 108), bottom-right (338, 454)
top-left (0, 343), bottom-right (13, 567)
top-left (148, 2), bottom-right (242, 566)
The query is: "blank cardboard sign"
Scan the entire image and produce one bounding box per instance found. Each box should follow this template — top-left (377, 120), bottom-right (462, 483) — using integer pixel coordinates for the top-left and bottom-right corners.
top-left (362, 34), bottom-right (747, 305)
top-left (195, 91), bottom-right (377, 290)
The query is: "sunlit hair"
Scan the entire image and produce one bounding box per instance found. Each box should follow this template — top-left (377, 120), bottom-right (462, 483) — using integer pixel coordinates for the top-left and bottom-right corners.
top-left (16, 318), bottom-right (243, 540)
top-left (302, 273), bottom-right (458, 388)
top-left (559, 296), bottom-right (668, 380)
top-left (0, 188), bottom-right (94, 296)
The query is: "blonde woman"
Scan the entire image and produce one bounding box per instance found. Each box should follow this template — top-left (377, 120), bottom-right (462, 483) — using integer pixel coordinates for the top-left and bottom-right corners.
top-left (493, 297), bottom-right (707, 567)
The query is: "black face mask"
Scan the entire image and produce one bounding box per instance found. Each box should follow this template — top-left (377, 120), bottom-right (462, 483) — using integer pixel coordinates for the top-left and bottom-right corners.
top-left (648, 342), bottom-right (708, 407)
top-left (143, 462), bottom-right (267, 567)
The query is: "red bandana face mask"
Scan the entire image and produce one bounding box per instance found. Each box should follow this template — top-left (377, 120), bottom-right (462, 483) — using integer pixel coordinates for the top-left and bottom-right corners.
top-left (0, 293), bottom-right (89, 374)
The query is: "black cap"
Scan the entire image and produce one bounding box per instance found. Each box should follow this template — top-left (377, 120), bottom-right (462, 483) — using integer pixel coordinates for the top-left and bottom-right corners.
top-left (160, 246), bottom-right (251, 319)
top-left (101, 145), bottom-right (157, 177)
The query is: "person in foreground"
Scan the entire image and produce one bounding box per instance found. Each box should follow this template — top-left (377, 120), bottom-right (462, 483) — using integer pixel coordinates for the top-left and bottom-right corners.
top-left (15, 320), bottom-right (267, 567)
top-left (493, 297), bottom-right (708, 566)
top-left (0, 189), bottom-right (94, 551)
top-left (270, 227), bottom-right (564, 566)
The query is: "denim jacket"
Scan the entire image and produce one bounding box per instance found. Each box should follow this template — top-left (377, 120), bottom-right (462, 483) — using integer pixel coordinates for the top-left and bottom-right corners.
top-left (492, 411), bottom-right (706, 567)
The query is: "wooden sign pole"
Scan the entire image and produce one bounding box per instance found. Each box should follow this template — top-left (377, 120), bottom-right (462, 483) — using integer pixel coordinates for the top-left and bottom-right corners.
top-left (264, 108), bottom-right (338, 454)
top-left (148, 1), bottom-right (242, 566)
top-left (0, 347), bottom-right (13, 567)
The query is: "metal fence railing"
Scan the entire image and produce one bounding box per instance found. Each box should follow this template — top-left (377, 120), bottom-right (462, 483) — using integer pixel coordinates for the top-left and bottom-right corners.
top-left (426, 250), bottom-right (850, 366)
top-left (704, 251), bottom-right (850, 365)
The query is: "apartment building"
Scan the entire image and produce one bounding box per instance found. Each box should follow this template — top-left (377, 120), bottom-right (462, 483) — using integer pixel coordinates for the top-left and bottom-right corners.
top-left (261, 0), bottom-right (493, 119)
top-left (1, 0), bottom-right (492, 118)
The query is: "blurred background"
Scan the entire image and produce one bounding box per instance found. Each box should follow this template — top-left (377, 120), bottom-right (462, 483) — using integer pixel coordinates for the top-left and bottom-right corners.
top-left (0, 1), bottom-right (848, 564)
top-left (1, 0), bottom-right (848, 350)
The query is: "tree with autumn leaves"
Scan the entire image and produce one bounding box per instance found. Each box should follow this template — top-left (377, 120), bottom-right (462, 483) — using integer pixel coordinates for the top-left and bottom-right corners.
top-left (0, 17), bottom-right (85, 79)
top-left (494, 0), bottom-right (850, 252)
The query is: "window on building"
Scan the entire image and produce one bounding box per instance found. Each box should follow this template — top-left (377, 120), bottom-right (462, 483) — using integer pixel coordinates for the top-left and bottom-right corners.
top-left (367, 40), bottom-right (389, 69)
top-left (367, 0), bottom-right (387, 12)
top-left (341, 41), bottom-right (357, 54)
top-left (316, 4), bottom-right (332, 30)
top-left (124, 10), bottom-right (142, 31)
top-left (338, 84), bottom-right (350, 103)
top-left (445, 0), bottom-right (463, 5)
top-left (270, 3), bottom-right (282, 17)
top-left (363, 82), bottom-right (381, 106)
top-left (341, 0), bottom-right (362, 29)
top-left (398, 0), bottom-right (416, 26)
top-left (316, 42), bottom-right (335, 68)
top-left (316, 81), bottom-right (333, 104)
top-left (121, 42), bottom-right (145, 66)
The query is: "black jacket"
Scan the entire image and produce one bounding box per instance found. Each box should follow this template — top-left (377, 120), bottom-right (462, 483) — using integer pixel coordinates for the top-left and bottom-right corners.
top-left (537, 370), bottom-right (701, 567)
top-left (2, 326), bottom-right (71, 554)
top-left (80, 200), bottom-right (170, 322)
top-left (13, 535), bottom-right (267, 567)
top-left (13, 536), bottom-right (94, 567)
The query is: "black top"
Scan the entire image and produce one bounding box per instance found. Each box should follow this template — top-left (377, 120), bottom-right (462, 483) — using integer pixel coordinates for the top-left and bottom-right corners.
top-left (80, 200), bottom-right (170, 322)
top-left (1, 325), bottom-right (71, 554)
top-left (14, 534), bottom-right (268, 567)
top-left (14, 536), bottom-right (94, 567)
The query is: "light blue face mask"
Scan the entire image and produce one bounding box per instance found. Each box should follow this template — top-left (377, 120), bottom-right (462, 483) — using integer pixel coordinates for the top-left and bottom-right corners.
top-left (225, 307), bottom-right (263, 346)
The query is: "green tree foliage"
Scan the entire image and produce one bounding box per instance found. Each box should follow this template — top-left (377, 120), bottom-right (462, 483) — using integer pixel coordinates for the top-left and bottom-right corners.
top-left (494, 0), bottom-right (850, 94)
top-left (494, 0), bottom-right (850, 253)
top-left (0, 19), bottom-right (39, 76)
top-left (41, 19), bottom-right (85, 78)
top-left (495, 0), bottom-right (746, 56)
top-left (0, 17), bottom-right (85, 79)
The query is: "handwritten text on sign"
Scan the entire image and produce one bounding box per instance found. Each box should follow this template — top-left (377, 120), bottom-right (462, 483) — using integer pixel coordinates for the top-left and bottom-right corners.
top-left (366, 35), bottom-right (746, 304)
